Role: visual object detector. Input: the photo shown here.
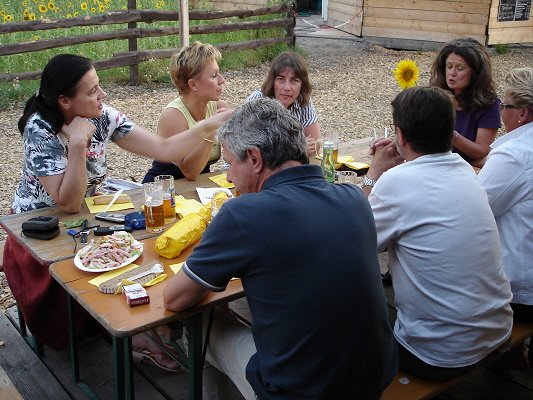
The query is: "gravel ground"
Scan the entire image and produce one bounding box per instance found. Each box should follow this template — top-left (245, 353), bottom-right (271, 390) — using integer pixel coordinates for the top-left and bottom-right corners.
top-left (0, 35), bottom-right (532, 310)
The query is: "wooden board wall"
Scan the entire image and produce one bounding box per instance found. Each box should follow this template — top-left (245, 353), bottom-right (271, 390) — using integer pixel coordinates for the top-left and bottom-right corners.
top-left (326, 0), bottom-right (492, 44)
top-left (326, 0), bottom-right (364, 36)
top-left (361, 0), bottom-right (491, 44)
top-left (487, 0), bottom-right (533, 44)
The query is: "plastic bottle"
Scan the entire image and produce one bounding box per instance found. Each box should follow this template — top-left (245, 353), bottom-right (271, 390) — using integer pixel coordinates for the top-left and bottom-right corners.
top-left (321, 140), bottom-right (336, 183)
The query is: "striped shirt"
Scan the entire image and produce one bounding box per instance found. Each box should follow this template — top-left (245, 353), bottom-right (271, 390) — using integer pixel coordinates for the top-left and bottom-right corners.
top-left (247, 90), bottom-right (319, 128)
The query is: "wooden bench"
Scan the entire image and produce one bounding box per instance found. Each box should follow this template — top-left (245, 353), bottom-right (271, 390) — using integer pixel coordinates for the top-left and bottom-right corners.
top-left (0, 312), bottom-right (70, 400)
top-left (381, 320), bottom-right (533, 400)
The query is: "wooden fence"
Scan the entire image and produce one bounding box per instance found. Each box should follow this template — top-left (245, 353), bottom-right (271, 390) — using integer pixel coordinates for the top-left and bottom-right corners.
top-left (0, 2), bottom-right (295, 84)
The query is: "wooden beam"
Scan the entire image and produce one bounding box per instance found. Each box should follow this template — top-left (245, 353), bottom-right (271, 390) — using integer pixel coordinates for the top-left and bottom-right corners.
top-left (365, 0), bottom-right (490, 14)
top-left (362, 26), bottom-right (485, 44)
top-left (363, 16), bottom-right (486, 36)
top-left (364, 7), bottom-right (488, 25)
top-left (0, 18), bottom-right (291, 56)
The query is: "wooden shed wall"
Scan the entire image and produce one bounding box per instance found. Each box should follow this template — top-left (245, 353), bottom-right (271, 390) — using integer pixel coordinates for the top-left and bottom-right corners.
top-left (325, 0), bottom-right (495, 44)
top-left (325, 0), bottom-right (364, 36)
top-left (487, 1), bottom-right (533, 44)
top-left (360, 0), bottom-right (491, 44)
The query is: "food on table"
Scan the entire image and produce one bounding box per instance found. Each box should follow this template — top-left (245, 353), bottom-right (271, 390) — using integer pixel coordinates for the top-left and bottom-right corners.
top-left (93, 193), bottom-right (132, 205)
top-left (78, 231), bottom-right (142, 270)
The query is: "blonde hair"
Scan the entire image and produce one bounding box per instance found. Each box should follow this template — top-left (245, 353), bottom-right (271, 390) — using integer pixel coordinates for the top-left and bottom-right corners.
top-left (504, 67), bottom-right (533, 110)
top-left (170, 41), bottom-right (221, 94)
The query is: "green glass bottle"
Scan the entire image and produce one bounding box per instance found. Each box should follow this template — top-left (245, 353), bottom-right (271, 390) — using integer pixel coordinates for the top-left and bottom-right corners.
top-left (321, 140), bottom-right (336, 183)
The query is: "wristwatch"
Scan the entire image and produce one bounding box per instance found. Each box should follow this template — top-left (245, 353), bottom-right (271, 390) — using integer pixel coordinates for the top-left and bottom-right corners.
top-left (362, 175), bottom-right (377, 188)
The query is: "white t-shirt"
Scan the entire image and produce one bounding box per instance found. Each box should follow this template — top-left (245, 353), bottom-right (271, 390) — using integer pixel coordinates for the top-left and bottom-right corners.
top-left (369, 152), bottom-right (513, 368)
top-left (479, 121), bottom-right (533, 305)
top-left (246, 90), bottom-right (318, 128)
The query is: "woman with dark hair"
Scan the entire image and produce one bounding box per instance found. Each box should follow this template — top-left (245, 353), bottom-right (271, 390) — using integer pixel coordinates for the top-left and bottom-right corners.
top-left (430, 37), bottom-right (500, 165)
top-left (142, 41), bottom-right (228, 183)
top-left (4, 54), bottom-right (230, 370)
top-left (247, 52), bottom-right (320, 155)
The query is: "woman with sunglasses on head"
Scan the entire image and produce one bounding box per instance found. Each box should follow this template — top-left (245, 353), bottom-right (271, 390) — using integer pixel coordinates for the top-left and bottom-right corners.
top-left (3, 53), bottom-right (230, 370)
top-left (430, 37), bottom-right (500, 166)
top-left (142, 41), bottom-right (228, 183)
top-left (479, 67), bottom-right (533, 320)
top-left (247, 52), bottom-right (320, 156)
top-left (478, 67), bottom-right (533, 368)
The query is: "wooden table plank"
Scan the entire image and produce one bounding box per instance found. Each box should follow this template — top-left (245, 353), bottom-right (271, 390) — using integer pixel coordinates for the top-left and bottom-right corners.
top-left (0, 171), bottom-right (231, 265)
top-left (49, 236), bottom-right (244, 338)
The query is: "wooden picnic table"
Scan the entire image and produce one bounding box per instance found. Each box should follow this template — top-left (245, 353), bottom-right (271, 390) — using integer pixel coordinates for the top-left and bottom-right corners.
top-left (0, 137), bottom-right (374, 400)
top-left (50, 236), bottom-right (245, 400)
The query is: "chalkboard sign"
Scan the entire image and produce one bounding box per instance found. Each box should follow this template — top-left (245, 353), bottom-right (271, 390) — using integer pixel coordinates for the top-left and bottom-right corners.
top-left (498, 0), bottom-right (531, 22)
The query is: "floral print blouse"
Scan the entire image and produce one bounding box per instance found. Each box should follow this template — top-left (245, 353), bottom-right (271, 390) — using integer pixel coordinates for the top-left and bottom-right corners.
top-left (12, 104), bottom-right (135, 213)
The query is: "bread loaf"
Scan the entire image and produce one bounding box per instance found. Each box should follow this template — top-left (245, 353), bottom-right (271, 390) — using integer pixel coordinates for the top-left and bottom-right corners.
top-left (93, 194), bottom-right (131, 205)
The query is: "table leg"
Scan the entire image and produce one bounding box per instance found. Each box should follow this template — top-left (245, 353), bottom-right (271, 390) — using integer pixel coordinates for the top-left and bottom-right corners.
top-left (185, 314), bottom-right (204, 400)
top-left (111, 336), bottom-right (135, 400)
top-left (67, 294), bottom-right (99, 400)
top-left (67, 294), bottom-right (80, 382)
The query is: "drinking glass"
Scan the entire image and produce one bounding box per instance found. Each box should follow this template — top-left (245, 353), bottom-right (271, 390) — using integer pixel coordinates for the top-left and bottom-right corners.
top-left (143, 181), bottom-right (164, 233)
top-left (337, 171), bottom-right (358, 184)
top-left (316, 133), bottom-right (339, 164)
top-left (155, 175), bottom-right (176, 224)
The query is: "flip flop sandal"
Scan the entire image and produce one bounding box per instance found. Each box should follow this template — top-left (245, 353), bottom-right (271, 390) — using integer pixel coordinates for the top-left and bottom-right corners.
top-left (132, 347), bottom-right (183, 372)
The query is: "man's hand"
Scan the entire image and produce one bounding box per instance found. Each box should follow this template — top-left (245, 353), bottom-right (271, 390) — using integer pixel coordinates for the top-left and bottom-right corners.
top-left (369, 137), bottom-right (393, 156)
top-left (306, 136), bottom-right (317, 156)
top-left (368, 140), bottom-right (404, 180)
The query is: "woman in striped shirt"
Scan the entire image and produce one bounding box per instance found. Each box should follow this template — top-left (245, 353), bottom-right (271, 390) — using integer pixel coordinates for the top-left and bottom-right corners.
top-left (247, 52), bottom-right (320, 156)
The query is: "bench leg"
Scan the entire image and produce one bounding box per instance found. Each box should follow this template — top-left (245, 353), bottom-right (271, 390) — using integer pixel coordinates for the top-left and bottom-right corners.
top-left (527, 336), bottom-right (533, 367)
top-left (17, 305), bottom-right (44, 358)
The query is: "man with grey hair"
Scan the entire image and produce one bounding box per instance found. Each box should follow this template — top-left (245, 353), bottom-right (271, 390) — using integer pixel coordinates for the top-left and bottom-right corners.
top-left (164, 98), bottom-right (397, 400)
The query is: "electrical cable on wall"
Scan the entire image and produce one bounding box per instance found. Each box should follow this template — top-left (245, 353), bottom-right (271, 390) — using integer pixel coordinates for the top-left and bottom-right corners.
top-left (293, 8), bottom-right (363, 30)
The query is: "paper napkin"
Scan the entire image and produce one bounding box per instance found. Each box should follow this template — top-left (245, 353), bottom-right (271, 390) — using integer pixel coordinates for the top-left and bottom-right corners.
top-left (174, 195), bottom-right (204, 218)
top-left (209, 173), bottom-right (235, 189)
top-left (85, 196), bottom-right (135, 214)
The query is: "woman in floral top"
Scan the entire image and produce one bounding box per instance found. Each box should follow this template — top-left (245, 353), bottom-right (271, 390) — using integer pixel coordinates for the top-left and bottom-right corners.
top-left (4, 54), bottom-right (231, 370)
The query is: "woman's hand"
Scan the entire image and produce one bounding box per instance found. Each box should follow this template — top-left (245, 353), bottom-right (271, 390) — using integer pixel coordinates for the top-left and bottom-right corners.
top-left (196, 108), bottom-right (234, 140)
top-left (61, 116), bottom-right (95, 148)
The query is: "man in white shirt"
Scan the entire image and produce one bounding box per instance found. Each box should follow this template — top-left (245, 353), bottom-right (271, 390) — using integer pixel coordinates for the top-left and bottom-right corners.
top-left (362, 86), bottom-right (513, 380)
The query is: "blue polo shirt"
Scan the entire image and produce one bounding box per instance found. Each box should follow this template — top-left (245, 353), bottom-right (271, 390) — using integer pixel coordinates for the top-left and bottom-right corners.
top-left (185, 164), bottom-right (397, 399)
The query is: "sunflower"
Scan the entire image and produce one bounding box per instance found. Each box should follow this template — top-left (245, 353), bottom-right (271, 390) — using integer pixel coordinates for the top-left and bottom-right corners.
top-left (38, 4), bottom-right (47, 13)
top-left (80, 2), bottom-right (87, 10)
top-left (393, 59), bottom-right (419, 90)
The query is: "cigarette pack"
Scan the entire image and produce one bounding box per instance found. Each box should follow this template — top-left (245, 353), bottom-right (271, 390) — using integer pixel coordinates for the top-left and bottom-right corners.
top-left (122, 283), bottom-right (150, 307)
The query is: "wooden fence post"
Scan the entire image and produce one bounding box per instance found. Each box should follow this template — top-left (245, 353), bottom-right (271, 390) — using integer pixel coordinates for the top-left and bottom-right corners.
top-left (288, 3), bottom-right (296, 48)
top-left (179, 0), bottom-right (189, 48)
top-left (128, 0), bottom-right (139, 85)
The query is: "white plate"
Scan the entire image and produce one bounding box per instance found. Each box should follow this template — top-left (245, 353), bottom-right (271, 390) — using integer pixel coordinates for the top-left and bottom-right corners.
top-left (74, 240), bottom-right (143, 273)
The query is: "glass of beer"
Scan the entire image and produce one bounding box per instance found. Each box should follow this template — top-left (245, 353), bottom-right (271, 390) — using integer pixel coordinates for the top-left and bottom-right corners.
top-left (316, 133), bottom-right (339, 164)
top-left (155, 175), bottom-right (176, 224)
top-left (143, 181), bottom-right (165, 233)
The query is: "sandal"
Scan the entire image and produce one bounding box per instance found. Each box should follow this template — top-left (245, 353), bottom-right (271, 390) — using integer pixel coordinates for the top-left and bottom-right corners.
top-left (132, 345), bottom-right (184, 372)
